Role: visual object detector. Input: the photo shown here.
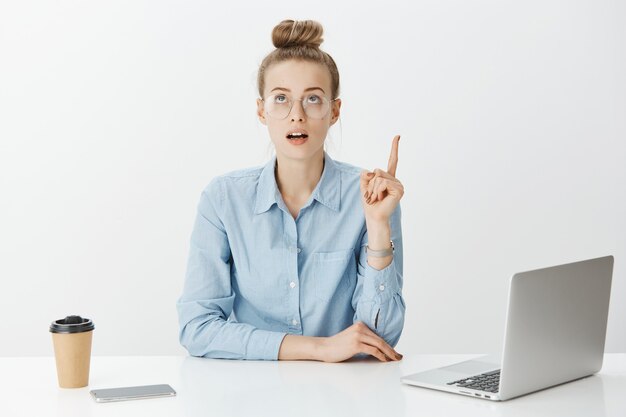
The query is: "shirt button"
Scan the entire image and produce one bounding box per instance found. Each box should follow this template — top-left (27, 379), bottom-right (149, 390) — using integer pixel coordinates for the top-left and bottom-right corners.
top-left (379, 284), bottom-right (385, 291)
top-left (297, 248), bottom-right (302, 253)
top-left (289, 281), bottom-right (296, 288)
top-left (292, 319), bottom-right (298, 326)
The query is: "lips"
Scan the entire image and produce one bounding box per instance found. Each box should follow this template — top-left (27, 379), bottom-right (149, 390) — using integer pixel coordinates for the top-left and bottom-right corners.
top-left (286, 129), bottom-right (309, 140)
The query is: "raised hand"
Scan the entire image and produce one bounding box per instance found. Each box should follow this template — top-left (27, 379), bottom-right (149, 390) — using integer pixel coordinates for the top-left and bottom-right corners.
top-left (360, 135), bottom-right (404, 223)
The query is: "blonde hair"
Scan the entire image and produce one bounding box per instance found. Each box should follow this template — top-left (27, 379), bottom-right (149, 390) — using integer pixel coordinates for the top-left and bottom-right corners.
top-left (257, 19), bottom-right (340, 100)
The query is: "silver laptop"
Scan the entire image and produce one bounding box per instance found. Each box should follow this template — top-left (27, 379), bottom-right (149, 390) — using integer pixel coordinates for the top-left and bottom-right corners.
top-left (401, 255), bottom-right (614, 401)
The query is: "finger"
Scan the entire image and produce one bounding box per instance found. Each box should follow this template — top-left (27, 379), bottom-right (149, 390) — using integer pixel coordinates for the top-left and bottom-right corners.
top-left (366, 170), bottom-right (399, 204)
top-left (360, 170), bottom-right (375, 198)
top-left (369, 177), bottom-right (396, 204)
top-left (374, 178), bottom-right (404, 202)
top-left (370, 177), bottom-right (390, 203)
top-left (360, 326), bottom-right (402, 358)
top-left (387, 135), bottom-right (400, 177)
top-left (366, 176), bottom-right (381, 204)
top-left (361, 334), bottom-right (401, 361)
top-left (373, 168), bottom-right (400, 182)
top-left (360, 344), bottom-right (389, 362)
top-left (368, 178), bottom-right (388, 205)
top-left (360, 329), bottom-right (401, 358)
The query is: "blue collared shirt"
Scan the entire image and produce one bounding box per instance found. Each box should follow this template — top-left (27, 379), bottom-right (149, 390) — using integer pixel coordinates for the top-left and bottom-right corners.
top-left (177, 152), bottom-right (405, 360)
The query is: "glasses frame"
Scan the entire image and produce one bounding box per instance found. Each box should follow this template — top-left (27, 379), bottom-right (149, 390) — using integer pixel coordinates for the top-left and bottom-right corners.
top-left (260, 93), bottom-right (340, 120)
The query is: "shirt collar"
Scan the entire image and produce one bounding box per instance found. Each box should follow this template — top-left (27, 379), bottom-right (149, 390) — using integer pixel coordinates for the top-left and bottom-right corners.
top-left (254, 151), bottom-right (341, 215)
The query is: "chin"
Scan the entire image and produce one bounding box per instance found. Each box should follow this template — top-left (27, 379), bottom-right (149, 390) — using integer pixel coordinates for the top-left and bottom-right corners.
top-left (277, 144), bottom-right (324, 162)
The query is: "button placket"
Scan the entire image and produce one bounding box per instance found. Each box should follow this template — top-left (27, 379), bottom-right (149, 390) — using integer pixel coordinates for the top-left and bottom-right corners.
top-left (284, 212), bottom-right (302, 332)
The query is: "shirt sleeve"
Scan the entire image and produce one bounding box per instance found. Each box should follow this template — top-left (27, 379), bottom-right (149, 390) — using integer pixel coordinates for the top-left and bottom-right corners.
top-left (351, 203), bottom-right (406, 347)
top-left (176, 178), bottom-right (287, 360)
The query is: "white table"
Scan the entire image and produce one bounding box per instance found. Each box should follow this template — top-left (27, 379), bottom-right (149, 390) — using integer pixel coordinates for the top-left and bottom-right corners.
top-left (1, 354), bottom-right (625, 417)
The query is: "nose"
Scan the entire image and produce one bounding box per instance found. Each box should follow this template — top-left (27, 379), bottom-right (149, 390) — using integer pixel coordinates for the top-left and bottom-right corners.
top-left (290, 99), bottom-right (306, 121)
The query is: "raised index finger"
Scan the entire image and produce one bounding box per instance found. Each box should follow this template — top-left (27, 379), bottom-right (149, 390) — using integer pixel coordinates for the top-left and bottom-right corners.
top-left (387, 135), bottom-right (400, 177)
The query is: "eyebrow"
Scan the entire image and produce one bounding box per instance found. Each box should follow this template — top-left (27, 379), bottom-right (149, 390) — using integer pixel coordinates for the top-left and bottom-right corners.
top-left (270, 87), bottom-right (326, 94)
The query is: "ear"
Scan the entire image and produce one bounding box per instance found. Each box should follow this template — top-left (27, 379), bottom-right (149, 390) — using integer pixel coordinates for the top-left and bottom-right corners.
top-left (329, 98), bottom-right (342, 126)
top-left (256, 98), bottom-right (267, 125)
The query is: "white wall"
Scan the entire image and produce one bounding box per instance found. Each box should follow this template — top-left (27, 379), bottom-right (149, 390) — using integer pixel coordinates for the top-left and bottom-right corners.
top-left (1, 0), bottom-right (624, 357)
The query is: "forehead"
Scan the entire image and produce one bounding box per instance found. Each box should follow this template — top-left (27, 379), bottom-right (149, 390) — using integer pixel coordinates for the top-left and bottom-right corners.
top-left (264, 60), bottom-right (331, 95)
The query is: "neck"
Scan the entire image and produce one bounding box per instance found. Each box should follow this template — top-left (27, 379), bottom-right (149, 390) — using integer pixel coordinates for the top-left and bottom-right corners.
top-left (275, 151), bottom-right (325, 202)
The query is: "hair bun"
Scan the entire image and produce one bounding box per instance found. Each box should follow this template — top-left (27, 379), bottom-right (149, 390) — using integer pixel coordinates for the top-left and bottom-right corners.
top-left (272, 19), bottom-right (324, 49)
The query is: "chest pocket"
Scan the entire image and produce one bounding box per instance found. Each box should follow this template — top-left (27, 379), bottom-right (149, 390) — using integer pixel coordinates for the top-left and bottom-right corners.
top-left (313, 248), bottom-right (356, 302)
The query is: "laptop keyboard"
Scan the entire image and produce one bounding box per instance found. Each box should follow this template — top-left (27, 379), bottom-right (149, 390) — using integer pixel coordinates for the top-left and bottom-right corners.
top-left (447, 369), bottom-right (500, 393)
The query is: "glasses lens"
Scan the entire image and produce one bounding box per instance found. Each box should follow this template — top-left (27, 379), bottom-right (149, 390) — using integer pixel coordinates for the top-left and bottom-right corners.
top-left (264, 94), bottom-right (291, 119)
top-left (264, 94), bottom-right (331, 120)
top-left (302, 94), bottom-right (330, 119)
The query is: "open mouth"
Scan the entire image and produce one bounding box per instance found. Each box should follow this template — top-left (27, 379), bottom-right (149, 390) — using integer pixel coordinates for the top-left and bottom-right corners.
top-left (286, 133), bottom-right (309, 140)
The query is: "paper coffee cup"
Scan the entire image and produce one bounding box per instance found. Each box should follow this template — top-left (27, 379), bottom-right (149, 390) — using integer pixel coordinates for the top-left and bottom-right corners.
top-left (49, 315), bottom-right (94, 388)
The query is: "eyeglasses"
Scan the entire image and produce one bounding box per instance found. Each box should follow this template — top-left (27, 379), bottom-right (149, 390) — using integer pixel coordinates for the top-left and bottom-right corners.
top-left (261, 93), bottom-right (338, 120)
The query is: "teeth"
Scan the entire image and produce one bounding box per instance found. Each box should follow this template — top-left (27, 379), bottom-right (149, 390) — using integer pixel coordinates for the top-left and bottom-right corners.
top-left (288, 132), bottom-right (307, 139)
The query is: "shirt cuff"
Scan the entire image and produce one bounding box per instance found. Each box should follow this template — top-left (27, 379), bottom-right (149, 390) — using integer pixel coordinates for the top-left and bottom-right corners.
top-left (245, 329), bottom-right (288, 360)
top-left (361, 258), bottom-right (400, 303)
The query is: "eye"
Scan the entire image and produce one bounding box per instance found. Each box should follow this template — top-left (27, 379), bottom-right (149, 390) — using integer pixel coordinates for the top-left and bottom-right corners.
top-left (273, 94), bottom-right (288, 104)
top-left (307, 94), bottom-right (321, 104)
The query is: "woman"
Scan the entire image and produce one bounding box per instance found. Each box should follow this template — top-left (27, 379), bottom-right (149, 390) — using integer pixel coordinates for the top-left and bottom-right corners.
top-left (177, 19), bottom-right (406, 362)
